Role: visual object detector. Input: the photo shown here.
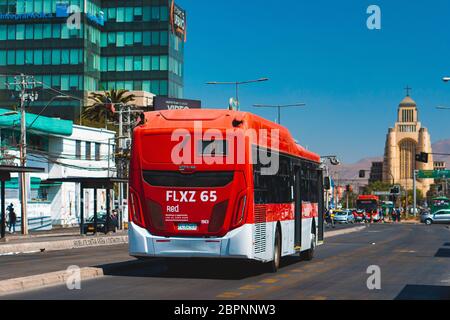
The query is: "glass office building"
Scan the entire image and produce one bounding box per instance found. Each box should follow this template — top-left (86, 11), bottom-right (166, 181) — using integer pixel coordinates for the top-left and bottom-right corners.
top-left (0, 0), bottom-right (185, 121)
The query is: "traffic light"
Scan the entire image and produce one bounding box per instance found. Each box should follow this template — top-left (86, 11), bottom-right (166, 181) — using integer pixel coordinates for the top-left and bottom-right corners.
top-left (324, 177), bottom-right (331, 190)
top-left (390, 185), bottom-right (400, 195)
top-left (359, 170), bottom-right (366, 178)
top-left (415, 152), bottom-right (429, 163)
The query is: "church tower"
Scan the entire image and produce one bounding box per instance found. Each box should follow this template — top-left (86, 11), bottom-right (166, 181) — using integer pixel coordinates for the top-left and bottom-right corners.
top-left (383, 88), bottom-right (433, 195)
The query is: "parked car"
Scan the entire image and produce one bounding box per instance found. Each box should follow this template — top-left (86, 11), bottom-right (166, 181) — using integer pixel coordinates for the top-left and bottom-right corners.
top-left (83, 211), bottom-right (119, 234)
top-left (421, 209), bottom-right (450, 225)
top-left (346, 210), bottom-right (355, 224)
top-left (334, 210), bottom-right (355, 224)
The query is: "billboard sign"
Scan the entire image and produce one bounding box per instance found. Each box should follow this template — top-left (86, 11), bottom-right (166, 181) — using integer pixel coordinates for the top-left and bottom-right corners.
top-left (170, 0), bottom-right (186, 41)
top-left (153, 97), bottom-right (201, 111)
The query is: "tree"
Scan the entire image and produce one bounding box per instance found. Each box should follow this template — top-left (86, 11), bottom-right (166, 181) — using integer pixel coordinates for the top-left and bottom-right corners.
top-left (405, 189), bottom-right (424, 206)
top-left (362, 181), bottom-right (392, 195)
top-left (340, 190), bottom-right (358, 208)
top-left (81, 89), bottom-right (136, 127)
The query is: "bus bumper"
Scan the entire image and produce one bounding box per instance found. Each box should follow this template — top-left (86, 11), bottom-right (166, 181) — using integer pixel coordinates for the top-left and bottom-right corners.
top-left (128, 222), bottom-right (254, 259)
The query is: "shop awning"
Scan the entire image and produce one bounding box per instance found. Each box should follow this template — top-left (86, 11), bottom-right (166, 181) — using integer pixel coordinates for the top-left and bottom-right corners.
top-left (5, 177), bottom-right (43, 189)
top-left (0, 108), bottom-right (73, 136)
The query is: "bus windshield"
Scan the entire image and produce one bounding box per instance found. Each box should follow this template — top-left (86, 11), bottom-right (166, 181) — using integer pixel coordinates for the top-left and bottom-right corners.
top-left (357, 200), bottom-right (377, 212)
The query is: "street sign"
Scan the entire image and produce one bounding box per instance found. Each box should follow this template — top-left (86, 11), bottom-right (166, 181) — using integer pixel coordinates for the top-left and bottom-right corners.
top-left (417, 170), bottom-right (450, 179)
top-left (373, 191), bottom-right (391, 196)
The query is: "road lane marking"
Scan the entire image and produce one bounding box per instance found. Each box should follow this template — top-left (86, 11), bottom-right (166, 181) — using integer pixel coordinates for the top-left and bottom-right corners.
top-left (291, 269), bottom-right (303, 273)
top-left (216, 292), bottom-right (242, 298)
top-left (277, 274), bottom-right (290, 278)
top-left (239, 284), bottom-right (262, 290)
top-left (259, 278), bottom-right (279, 284)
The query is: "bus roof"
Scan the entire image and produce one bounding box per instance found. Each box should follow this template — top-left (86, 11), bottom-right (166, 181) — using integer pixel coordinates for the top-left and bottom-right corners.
top-left (357, 195), bottom-right (379, 201)
top-left (139, 109), bottom-right (320, 163)
top-left (432, 196), bottom-right (449, 200)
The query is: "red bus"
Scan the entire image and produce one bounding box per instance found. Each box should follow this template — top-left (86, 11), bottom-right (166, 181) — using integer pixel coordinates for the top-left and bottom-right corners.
top-left (356, 195), bottom-right (380, 222)
top-left (128, 109), bottom-right (324, 271)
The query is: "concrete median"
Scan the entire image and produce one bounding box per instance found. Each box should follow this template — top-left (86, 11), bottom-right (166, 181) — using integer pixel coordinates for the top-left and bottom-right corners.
top-left (0, 267), bottom-right (104, 296)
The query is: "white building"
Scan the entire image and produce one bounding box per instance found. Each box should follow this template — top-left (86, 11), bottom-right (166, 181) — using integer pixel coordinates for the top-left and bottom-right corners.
top-left (0, 109), bottom-right (116, 229)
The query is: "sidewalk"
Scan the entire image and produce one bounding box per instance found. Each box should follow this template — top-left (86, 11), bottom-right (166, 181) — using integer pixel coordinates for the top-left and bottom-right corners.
top-left (3, 227), bottom-right (80, 241)
top-left (0, 230), bottom-right (128, 256)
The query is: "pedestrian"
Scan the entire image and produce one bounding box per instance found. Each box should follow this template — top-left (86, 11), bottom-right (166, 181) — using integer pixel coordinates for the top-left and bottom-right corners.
top-left (7, 203), bottom-right (16, 233)
top-left (329, 209), bottom-right (335, 228)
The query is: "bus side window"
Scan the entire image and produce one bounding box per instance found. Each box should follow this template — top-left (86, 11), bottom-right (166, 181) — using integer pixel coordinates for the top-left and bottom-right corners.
top-left (253, 148), bottom-right (292, 204)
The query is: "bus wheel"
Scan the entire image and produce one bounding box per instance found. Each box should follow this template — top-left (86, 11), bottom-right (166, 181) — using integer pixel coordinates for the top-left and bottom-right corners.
top-left (302, 233), bottom-right (316, 261)
top-left (268, 228), bottom-right (281, 273)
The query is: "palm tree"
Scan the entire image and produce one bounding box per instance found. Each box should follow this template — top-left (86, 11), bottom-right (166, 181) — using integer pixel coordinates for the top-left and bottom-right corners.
top-left (82, 89), bottom-right (136, 124)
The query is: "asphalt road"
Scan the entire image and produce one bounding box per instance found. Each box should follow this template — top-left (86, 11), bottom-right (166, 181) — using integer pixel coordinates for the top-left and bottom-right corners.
top-left (3, 223), bottom-right (450, 300)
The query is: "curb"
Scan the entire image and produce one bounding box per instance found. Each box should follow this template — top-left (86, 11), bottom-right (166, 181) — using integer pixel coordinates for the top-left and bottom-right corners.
top-left (0, 267), bottom-right (104, 297)
top-left (0, 235), bottom-right (129, 256)
top-left (325, 226), bottom-right (366, 238)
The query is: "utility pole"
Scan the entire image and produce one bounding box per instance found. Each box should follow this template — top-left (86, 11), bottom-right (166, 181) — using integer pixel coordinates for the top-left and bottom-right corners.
top-left (6, 74), bottom-right (39, 235)
top-left (413, 170), bottom-right (418, 217)
top-left (108, 102), bottom-right (140, 229)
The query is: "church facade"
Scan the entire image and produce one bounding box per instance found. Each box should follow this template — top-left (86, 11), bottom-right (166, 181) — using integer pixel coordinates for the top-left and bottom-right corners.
top-left (383, 93), bottom-right (434, 195)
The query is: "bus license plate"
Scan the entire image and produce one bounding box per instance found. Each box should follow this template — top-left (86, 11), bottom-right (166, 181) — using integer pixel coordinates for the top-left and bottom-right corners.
top-left (177, 223), bottom-right (197, 231)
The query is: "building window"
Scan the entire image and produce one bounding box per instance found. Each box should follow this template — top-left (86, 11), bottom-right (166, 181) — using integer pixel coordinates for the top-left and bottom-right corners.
top-left (0, 25), bottom-right (6, 40)
top-left (85, 142), bottom-right (91, 160)
top-left (125, 56), bottom-right (133, 71)
top-left (75, 140), bottom-right (81, 159)
top-left (16, 24), bottom-right (25, 40)
top-left (95, 143), bottom-right (100, 161)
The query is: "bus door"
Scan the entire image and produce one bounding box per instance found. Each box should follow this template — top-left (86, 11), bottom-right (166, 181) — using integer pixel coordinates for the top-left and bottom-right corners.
top-left (294, 166), bottom-right (302, 248)
top-left (317, 169), bottom-right (324, 242)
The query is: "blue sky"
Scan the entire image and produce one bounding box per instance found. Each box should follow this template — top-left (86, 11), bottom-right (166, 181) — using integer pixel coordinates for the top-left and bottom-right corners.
top-left (177, 0), bottom-right (450, 163)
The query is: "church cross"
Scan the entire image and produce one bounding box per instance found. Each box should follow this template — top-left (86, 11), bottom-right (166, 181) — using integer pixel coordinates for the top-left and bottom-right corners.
top-left (404, 85), bottom-right (412, 97)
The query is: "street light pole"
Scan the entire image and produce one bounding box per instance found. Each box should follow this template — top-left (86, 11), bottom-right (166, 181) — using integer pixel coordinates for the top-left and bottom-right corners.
top-left (321, 155), bottom-right (341, 210)
top-left (206, 78), bottom-right (269, 110)
top-left (413, 169), bottom-right (418, 217)
top-left (253, 103), bottom-right (306, 125)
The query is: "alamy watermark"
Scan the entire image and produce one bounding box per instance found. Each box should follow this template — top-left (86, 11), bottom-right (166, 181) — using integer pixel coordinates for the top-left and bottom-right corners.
top-left (66, 265), bottom-right (81, 290)
top-left (366, 265), bottom-right (381, 290)
top-left (170, 121), bottom-right (280, 176)
top-left (66, 5), bottom-right (81, 30)
top-left (367, 5), bottom-right (381, 30)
